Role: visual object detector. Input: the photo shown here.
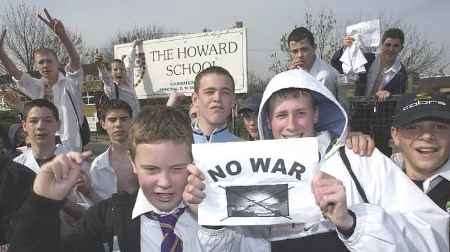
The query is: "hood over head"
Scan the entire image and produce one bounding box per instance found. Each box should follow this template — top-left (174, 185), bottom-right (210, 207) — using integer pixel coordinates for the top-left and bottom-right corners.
top-left (257, 69), bottom-right (348, 144)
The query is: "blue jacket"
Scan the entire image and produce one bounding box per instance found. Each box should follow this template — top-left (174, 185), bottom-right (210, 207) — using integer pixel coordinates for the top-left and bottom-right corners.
top-left (192, 121), bottom-right (240, 144)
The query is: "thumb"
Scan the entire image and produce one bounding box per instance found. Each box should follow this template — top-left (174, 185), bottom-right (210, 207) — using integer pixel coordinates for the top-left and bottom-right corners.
top-left (183, 192), bottom-right (199, 217)
top-left (312, 170), bottom-right (325, 183)
top-left (66, 151), bottom-right (92, 164)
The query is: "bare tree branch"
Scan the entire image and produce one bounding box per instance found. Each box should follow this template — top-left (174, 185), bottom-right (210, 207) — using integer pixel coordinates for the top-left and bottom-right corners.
top-left (95, 25), bottom-right (175, 63)
top-left (270, 9), bottom-right (449, 76)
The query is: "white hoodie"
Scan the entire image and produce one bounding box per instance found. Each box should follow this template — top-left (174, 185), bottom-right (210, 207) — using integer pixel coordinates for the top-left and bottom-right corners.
top-left (238, 69), bottom-right (449, 251)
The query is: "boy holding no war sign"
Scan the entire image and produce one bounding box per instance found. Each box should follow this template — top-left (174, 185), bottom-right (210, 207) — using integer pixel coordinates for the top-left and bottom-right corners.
top-left (184, 69), bottom-right (449, 251)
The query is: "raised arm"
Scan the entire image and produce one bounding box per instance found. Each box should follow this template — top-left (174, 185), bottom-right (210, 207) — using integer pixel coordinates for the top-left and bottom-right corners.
top-left (0, 30), bottom-right (23, 80)
top-left (38, 8), bottom-right (80, 72)
top-left (94, 52), bottom-right (112, 85)
top-left (8, 152), bottom-right (112, 252)
top-left (124, 39), bottom-right (142, 85)
top-left (125, 39), bottom-right (142, 69)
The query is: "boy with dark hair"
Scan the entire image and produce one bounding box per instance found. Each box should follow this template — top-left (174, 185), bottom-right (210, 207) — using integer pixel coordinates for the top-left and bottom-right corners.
top-left (89, 99), bottom-right (137, 201)
top-left (287, 27), bottom-right (316, 50)
top-left (14, 99), bottom-right (67, 172)
top-left (99, 98), bottom-right (133, 121)
top-left (13, 99), bottom-right (91, 237)
top-left (9, 106), bottom-right (246, 252)
top-left (96, 40), bottom-right (141, 118)
top-left (0, 9), bottom-right (84, 152)
top-left (332, 27), bottom-right (407, 100)
top-left (382, 28), bottom-right (405, 46)
top-left (287, 27), bottom-right (340, 100)
top-left (191, 66), bottom-right (240, 143)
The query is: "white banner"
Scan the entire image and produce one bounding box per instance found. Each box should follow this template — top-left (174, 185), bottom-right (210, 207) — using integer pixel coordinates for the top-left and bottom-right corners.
top-left (114, 28), bottom-right (248, 99)
top-left (193, 138), bottom-right (322, 226)
top-left (346, 19), bottom-right (381, 50)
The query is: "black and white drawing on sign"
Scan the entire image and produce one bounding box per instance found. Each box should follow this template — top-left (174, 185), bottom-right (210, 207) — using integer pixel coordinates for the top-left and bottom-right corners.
top-left (225, 184), bottom-right (289, 218)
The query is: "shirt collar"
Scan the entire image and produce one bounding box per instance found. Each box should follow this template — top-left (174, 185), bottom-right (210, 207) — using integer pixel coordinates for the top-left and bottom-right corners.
top-left (191, 119), bottom-right (227, 136)
top-left (57, 72), bottom-right (66, 82)
top-left (383, 56), bottom-right (402, 75)
top-left (45, 72), bottom-right (66, 87)
top-left (29, 143), bottom-right (67, 159)
top-left (131, 188), bottom-right (185, 219)
top-left (316, 131), bottom-right (332, 157)
top-left (426, 159), bottom-right (450, 185)
top-left (403, 158), bottom-right (450, 193)
top-left (96, 146), bottom-right (113, 171)
top-left (308, 55), bottom-right (320, 74)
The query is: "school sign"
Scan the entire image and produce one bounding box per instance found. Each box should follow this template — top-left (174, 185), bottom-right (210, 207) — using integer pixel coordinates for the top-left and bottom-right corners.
top-left (114, 28), bottom-right (248, 99)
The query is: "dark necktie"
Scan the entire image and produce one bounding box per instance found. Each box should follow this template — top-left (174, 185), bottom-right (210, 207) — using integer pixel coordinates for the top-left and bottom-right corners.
top-left (145, 207), bottom-right (185, 252)
top-left (113, 82), bottom-right (120, 99)
top-left (427, 178), bottom-right (450, 211)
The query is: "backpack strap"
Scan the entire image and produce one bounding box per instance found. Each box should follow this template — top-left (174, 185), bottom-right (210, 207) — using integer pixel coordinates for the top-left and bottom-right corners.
top-left (339, 146), bottom-right (369, 203)
top-left (66, 91), bottom-right (81, 128)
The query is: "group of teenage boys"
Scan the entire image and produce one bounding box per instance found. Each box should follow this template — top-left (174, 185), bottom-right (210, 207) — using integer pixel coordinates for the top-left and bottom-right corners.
top-left (0, 7), bottom-right (449, 252)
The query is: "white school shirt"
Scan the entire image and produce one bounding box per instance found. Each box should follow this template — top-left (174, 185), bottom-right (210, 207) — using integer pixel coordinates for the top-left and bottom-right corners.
top-left (13, 144), bottom-right (69, 174)
top-left (131, 188), bottom-right (252, 252)
top-left (14, 67), bottom-right (84, 152)
top-left (309, 56), bottom-right (340, 100)
top-left (89, 146), bottom-right (117, 200)
top-left (365, 55), bottom-right (402, 96)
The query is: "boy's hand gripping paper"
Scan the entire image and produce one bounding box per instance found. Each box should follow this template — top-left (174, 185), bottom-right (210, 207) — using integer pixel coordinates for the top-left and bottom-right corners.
top-left (193, 138), bottom-right (322, 226)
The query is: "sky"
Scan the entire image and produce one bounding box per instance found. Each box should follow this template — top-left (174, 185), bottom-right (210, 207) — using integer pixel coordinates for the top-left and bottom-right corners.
top-left (14, 0), bottom-right (450, 79)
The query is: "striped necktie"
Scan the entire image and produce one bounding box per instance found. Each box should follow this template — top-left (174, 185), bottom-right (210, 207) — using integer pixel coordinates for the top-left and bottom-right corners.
top-left (145, 207), bottom-right (185, 252)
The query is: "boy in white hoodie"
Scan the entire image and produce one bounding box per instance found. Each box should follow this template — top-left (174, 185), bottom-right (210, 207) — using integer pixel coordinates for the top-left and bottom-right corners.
top-left (185, 69), bottom-right (449, 251)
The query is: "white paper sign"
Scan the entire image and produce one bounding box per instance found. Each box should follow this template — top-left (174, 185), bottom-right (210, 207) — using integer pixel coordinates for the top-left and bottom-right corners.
top-left (114, 28), bottom-right (248, 99)
top-left (346, 19), bottom-right (381, 49)
top-left (193, 138), bottom-right (322, 226)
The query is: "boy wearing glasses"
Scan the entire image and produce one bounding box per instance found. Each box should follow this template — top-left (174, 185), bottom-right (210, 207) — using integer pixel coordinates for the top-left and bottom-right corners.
top-left (391, 92), bottom-right (450, 211)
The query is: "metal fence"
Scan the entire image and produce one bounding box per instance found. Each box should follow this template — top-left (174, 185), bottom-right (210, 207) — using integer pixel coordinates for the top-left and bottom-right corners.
top-left (348, 95), bottom-right (401, 156)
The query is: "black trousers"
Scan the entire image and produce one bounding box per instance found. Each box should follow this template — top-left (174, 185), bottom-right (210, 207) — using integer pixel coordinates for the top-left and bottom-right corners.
top-left (271, 231), bottom-right (350, 252)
